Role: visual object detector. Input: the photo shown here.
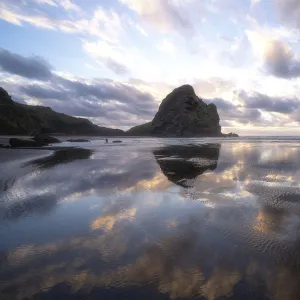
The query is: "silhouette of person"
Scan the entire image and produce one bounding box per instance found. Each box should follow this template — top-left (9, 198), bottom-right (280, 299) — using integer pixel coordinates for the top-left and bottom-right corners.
top-left (106, 138), bottom-right (108, 143)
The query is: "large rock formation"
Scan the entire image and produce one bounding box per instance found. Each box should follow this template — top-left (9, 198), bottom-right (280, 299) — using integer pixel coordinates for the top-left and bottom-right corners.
top-left (0, 87), bottom-right (124, 136)
top-left (128, 85), bottom-right (221, 137)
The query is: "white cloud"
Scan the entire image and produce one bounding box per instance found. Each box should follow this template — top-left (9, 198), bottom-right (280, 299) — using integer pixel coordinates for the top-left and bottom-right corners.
top-left (59, 0), bottom-right (81, 12)
top-left (34, 0), bottom-right (57, 6)
top-left (135, 24), bottom-right (148, 36)
top-left (246, 30), bottom-right (300, 78)
top-left (156, 40), bottom-right (176, 54)
top-left (250, 0), bottom-right (261, 6)
top-left (0, 3), bottom-right (123, 43)
top-left (120, 0), bottom-right (193, 34)
top-left (126, 17), bottom-right (149, 36)
top-left (34, 0), bottom-right (80, 11)
top-left (82, 40), bottom-right (129, 74)
top-left (77, 8), bottom-right (124, 43)
top-left (0, 5), bottom-right (23, 25)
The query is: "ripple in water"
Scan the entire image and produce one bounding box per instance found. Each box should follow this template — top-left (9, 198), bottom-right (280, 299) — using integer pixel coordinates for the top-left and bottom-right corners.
top-left (0, 138), bottom-right (300, 299)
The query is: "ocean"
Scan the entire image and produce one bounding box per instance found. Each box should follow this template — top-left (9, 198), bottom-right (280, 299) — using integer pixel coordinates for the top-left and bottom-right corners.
top-left (1, 137), bottom-right (300, 300)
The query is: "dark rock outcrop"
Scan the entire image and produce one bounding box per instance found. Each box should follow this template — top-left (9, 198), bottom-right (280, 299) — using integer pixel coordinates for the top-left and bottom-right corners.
top-left (0, 88), bottom-right (36, 135)
top-left (128, 85), bottom-right (221, 137)
top-left (152, 85), bottom-right (221, 136)
top-left (0, 87), bottom-right (124, 136)
top-left (33, 134), bottom-right (61, 144)
top-left (9, 138), bottom-right (46, 148)
top-left (127, 122), bottom-right (153, 136)
top-left (225, 132), bottom-right (239, 138)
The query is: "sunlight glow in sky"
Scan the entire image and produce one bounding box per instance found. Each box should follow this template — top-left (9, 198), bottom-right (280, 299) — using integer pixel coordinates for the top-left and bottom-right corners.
top-left (1, 0), bottom-right (300, 135)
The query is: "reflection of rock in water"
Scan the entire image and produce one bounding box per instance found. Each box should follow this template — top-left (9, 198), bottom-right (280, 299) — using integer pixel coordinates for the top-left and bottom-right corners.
top-left (25, 148), bottom-right (92, 170)
top-left (153, 144), bottom-right (220, 187)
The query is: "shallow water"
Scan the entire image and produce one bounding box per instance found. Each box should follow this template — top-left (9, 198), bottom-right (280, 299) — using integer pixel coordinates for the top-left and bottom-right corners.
top-left (1, 138), bottom-right (300, 300)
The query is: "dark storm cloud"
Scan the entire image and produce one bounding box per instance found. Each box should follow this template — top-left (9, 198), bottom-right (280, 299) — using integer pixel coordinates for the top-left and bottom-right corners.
top-left (0, 49), bottom-right (53, 81)
top-left (262, 40), bottom-right (300, 79)
top-left (21, 85), bottom-right (68, 101)
top-left (239, 90), bottom-right (300, 114)
top-left (57, 76), bottom-right (154, 104)
top-left (21, 75), bottom-right (157, 120)
top-left (0, 46), bottom-right (157, 123)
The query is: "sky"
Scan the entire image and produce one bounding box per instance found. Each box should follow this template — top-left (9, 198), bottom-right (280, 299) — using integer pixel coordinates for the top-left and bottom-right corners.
top-left (1, 0), bottom-right (300, 135)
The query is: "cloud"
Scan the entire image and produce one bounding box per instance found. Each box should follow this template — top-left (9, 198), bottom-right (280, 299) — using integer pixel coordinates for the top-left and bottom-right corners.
top-left (19, 74), bottom-right (157, 124)
top-left (207, 97), bottom-right (236, 110)
top-left (0, 49), bottom-right (53, 81)
top-left (120, 0), bottom-right (193, 34)
top-left (156, 39), bottom-right (176, 54)
top-left (220, 106), bottom-right (262, 126)
top-left (104, 59), bottom-right (129, 75)
top-left (34, 0), bottom-right (57, 6)
top-left (59, 0), bottom-right (81, 12)
top-left (0, 3), bottom-right (123, 43)
top-left (0, 2), bottom-right (71, 29)
top-left (83, 40), bottom-right (130, 75)
top-left (251, 0), bottom-right (261, 6)
top-left (21, 85), bottom-right (67, 101)
top-left (33, 0), bottom-right (79, 11)
top-left (193, 77), bottom-right (235, 98)
top-left (0, 49), bottom-right (156, 127)
top-left (239, 90), bottom-right (300, 114)
top-left (262, 40), bottom-right (300, 78)
top-left (276, 0), bottom-right (300, 30)
top-left (247, 31), bottom-right (300, 78)
top-left (78, 8), bottom-right (124, 43)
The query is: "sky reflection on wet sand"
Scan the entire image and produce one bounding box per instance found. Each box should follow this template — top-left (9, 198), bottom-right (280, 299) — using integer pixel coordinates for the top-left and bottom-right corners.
top-left (1, 139), bottom-right (300, 300)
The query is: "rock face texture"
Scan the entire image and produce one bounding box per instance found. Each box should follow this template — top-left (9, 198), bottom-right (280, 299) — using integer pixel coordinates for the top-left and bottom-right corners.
top-left (152, 85), bottom-right (221, 136)
top-left (128, 85), bottom-right (221, 137)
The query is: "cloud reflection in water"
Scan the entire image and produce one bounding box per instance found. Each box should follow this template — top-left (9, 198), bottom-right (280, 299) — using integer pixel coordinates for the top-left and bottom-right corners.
top-left (1, 140), bottom-right (300, 299)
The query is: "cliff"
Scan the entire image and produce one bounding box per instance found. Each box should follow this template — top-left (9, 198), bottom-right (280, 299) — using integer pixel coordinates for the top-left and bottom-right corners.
top-left (0, 87), bottom-right (124, 136)
top-left (128, 85), bottom-right (221, 137)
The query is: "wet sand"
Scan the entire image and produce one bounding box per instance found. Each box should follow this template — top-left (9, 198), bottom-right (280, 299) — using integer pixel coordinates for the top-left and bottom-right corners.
top-left (1, 138), bottom-right (300, 300)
